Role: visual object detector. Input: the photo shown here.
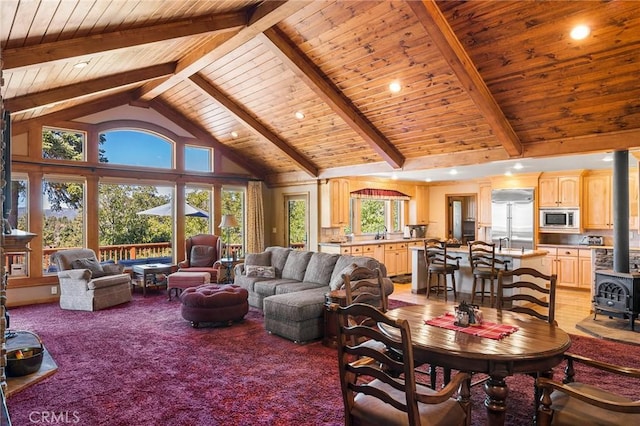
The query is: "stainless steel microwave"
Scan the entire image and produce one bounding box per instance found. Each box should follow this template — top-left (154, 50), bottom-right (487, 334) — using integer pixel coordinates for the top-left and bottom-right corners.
top-left (539, 209), bottom-right (580, 230)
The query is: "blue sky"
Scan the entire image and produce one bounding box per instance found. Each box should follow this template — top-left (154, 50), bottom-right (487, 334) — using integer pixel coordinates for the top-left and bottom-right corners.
top-left (101, 130), bottom-right (210, 171)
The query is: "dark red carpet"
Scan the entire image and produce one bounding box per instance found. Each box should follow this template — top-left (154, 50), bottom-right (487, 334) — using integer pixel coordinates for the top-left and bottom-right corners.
top-left (6, 295), bottom-right (640, 426)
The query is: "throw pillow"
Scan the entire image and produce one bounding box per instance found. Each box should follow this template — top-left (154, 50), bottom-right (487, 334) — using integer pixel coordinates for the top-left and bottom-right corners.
top-left (329, 263), bottom-right (359, 291)
top-left (71, 257), bottom-right (107, 278)
top-left (190, 245), bottom-right (216, 267)
top-left (245, 251), bottom-right (271, 266)
top-left (245, 265), bottom-right (276, 278)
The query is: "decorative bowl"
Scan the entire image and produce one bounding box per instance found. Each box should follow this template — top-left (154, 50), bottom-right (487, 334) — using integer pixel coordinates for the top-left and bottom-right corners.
top-left (6, 346), bottom-right (44, 376)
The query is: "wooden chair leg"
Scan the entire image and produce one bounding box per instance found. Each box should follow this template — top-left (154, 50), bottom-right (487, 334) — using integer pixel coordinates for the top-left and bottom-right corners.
top-left (426, 271), bottom-right (432, 299)
top-left (451, 272), bottom-right (457, 301)
top-left (442, 274), bottom-right (447, 302)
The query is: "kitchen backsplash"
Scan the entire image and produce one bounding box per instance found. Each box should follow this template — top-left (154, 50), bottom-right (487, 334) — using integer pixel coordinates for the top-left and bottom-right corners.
top-left (538, 229), bottom-right (640, 247)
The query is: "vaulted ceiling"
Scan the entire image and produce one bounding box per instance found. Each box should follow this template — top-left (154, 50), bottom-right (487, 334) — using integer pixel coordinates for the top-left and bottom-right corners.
top-left (2, 0), bottom-right (640, 185)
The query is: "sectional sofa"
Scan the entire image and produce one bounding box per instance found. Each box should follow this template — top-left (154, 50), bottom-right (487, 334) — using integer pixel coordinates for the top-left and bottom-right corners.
top-left (233, 246), bottom-right (393, 343)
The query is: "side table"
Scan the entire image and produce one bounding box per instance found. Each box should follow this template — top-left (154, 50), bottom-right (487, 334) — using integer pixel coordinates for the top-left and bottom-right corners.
top-left (219, 258), bottom-right (241, 284)
top-left (132, 263), bottom-right (174, 296)
top-left (322, 289), bottom-right (347, 348)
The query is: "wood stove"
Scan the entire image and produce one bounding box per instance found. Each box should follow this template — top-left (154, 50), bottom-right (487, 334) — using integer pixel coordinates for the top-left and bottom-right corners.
top-left (593, 270), bottom-right (640, 330)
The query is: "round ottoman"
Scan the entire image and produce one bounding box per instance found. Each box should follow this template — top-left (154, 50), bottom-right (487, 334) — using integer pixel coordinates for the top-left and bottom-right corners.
top-left (179, 284), bottom-right (249, 328)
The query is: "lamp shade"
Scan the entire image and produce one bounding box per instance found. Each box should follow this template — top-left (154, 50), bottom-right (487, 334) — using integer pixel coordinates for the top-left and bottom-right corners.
top-left (219, 214), bottom-right (238, 228)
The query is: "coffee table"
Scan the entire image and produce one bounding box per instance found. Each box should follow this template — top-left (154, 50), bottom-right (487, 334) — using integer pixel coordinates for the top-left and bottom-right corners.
top-left (132, 263), bottom-right (174, 296)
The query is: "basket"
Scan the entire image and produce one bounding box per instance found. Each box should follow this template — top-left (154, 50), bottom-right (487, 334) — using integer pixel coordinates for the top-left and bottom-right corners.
top-left (6, 330), bottom-right (45, 377)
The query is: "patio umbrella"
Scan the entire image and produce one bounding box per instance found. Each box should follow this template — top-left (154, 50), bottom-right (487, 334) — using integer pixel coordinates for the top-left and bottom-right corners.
top-left (137, 202), bottom-right (209, 218)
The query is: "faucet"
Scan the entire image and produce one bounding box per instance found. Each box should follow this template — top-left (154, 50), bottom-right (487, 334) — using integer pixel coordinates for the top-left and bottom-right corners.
top-left (498, 237), bottom-right (510, 251)
top-left (381, 226), bottom-right (388, 240)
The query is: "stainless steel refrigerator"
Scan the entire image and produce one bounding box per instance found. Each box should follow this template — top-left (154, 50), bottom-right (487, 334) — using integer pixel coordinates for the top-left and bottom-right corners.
top-left (491, 188), bottom-right (535, 250)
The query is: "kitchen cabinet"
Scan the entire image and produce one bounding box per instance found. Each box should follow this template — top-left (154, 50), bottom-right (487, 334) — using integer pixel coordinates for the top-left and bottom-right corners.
top-left (539, 245), bottom-right (594, 289)
top-left (578, 249), bottom-right (592, 289)
top-left (583, 169), bottom-right (638, 230)
top-left (478, 182), bottom-right (492, 227)
top-left (384, 242), bottom-right (408, 277)
top-left (320, 179), bottom-right (350, 228)
top-left (538, 174), bottom-right (581, 208)
top-left (409, 185), bottom-right (429, 225)
top-left (362, 243), bottom-right (385, 264)
top-left (539, 246), bottom-right (579, 288)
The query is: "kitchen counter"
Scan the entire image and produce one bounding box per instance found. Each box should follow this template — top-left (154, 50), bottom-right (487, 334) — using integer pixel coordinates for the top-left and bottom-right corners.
top-left (319, 237), bottom-right (429, 247)
top-left (409, 245), bottom-right (548, 295)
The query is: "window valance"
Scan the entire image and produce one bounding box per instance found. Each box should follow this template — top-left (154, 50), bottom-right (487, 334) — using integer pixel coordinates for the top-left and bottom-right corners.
top-left (350, 188), bottom-right (410, 201)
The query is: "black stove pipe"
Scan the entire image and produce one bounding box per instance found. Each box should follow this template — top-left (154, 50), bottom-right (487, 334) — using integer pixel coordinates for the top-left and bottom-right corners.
top-left (613, 150), bottom-right (630, 274)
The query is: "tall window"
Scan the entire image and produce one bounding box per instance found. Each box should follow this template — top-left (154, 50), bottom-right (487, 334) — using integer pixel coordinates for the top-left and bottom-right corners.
top-left (43, 176), bottom-right (85, 272)
top-left (6, 175), bottom-right (27, 231)
top-left (98, 183), bottom-right (173, 261)
top-left (185, 185), bottom-right (211, 236)
top-left (99, 130), bottom-right (172, 168)
top-left (286, 194), bottom-right (308, 250)
top-left (221, 188), bottom-right (245, 257)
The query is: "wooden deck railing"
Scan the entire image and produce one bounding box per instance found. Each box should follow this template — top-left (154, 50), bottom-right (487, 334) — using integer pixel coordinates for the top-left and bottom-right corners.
top-left (10, 242), bottom-right (306, 274)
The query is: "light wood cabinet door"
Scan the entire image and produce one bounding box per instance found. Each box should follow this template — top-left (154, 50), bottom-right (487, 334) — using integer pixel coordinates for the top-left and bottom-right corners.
top-left (557, 177), bottom-right (581, 206)
top-left (578, 250), bottom-right (592, 289)
top-left (478, 183), bottom-right (492, 227)
top-left (410, 185), bottom-right (429, 225)
top-left (330, 179), bottom-right (350, 227)
top-left (539, 176), bottom-right (580, 207)
top-left (539, 177), bottom-right (560, 207)
top-left (556, 248), bottom-right (579, 287)
top-left (584, 173), bottom-right (612, 229)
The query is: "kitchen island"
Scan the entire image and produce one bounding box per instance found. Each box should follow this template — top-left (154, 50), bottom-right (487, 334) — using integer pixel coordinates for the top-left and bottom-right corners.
top-left (410, 245), bottom-right (549, 296)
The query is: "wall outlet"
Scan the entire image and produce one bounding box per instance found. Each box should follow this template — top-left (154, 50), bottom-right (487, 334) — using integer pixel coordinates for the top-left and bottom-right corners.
top-left (51, 286), bottom-right (58, 295)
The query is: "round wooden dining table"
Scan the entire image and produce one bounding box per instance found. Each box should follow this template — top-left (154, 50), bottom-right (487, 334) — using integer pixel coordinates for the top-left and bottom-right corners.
top-left (382, 304), bottom-right (571, 426)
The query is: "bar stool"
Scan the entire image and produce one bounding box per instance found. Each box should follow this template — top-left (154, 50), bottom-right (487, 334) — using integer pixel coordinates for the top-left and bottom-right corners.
top-left (468, 240), bottom-right (509, 307)
top-left (424, 239), bottom-right (460, 302)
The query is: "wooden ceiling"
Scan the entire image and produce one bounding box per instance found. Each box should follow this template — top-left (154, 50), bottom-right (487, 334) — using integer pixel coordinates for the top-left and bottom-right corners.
top-left (2, 0), bottom-right (640, 185)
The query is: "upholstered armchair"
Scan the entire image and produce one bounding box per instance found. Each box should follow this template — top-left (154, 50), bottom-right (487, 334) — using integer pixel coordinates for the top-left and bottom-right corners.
top-left (51, 248), bottom-right (132, 311)
top-left (178, 234), bottom-right (224, 283)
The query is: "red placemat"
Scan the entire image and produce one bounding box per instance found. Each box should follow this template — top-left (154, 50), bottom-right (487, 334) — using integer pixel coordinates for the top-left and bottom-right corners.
top-left (424, 312), bottom-right (518, 340)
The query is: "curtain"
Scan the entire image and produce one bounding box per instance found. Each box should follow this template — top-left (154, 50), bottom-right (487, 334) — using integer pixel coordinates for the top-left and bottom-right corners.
top-left (350, 188), bottom-right (410, 200)
top-left (246, 181), bottom-right (265, 254)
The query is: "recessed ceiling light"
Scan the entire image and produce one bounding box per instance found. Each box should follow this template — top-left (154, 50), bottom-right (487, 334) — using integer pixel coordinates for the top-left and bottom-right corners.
top-left (449, 169), bottom-right (458, 176)
top-left (425, 178), bottom-right (432, 183)
top-left (513, 162), bottom-right (523, 170)
top-left (389, 81), bottom-right (402, 93)
top-left (505, 170), bottom-right (513, 177)
top-left (391, 173), bottom-right (399, 180)
top-left (73, 61), bottom-right (89, 69)
top-left (570, 25), bottom-right (590, 40)
top-left (230, 131), bottom-right (239, 138)
top-left (295, 111), bottom-right (305, 120)
top-left (602, 155), bottom-right (613, 162)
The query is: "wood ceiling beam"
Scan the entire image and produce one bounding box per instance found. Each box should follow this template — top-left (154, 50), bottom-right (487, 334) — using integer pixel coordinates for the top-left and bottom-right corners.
top-left (260, 27), bottom-right (405, 169)
top-left (523, 129), bottom-right (640, 158)
top-left (188, 74), bottom-right (319, 178)
top-left (136, 0), bottom-right (312, 101)
top-left (2, 12), bottom-right (247, 71)
top-left (408, 0), bottom-right (523, 157)
top-left (5, 63), bottom-right (176, 113)
top-left (149, 99), bottom-right (268, 181)
top-left (11, 92), bottom-right (137, 135)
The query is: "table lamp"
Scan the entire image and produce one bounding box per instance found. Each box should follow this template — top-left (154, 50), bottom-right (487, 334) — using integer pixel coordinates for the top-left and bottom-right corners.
top-left (219, 214), bottom-right (238, 259)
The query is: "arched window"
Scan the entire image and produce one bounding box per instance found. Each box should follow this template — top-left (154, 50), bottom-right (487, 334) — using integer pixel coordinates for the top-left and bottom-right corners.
top-left (99, 129), bottom-right (172, 169)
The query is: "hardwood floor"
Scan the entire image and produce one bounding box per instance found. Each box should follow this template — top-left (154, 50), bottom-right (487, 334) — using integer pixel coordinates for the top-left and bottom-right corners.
top-left (389, 282), bottom-right (592, 337)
